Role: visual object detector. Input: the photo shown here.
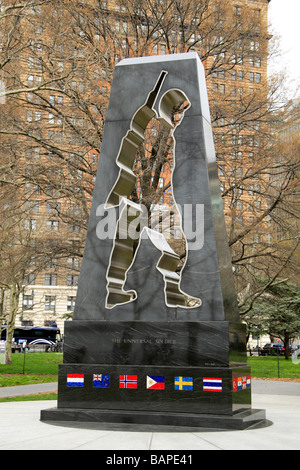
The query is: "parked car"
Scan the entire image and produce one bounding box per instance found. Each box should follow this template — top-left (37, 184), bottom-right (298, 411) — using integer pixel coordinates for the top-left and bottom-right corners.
top-left (259, 343), bottom-right (285, 356)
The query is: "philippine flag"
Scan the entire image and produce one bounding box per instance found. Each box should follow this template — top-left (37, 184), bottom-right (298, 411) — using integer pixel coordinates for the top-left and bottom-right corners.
top-left (203, 377), bottom-right (222, 392)
top-left (146, 376), bottom-right (165, 390)
top-left (119, 375), bottom-right (137, 389)
top-left (67, 374), bottom-right (84, 387)
top-left (242, 376), bottom-right (247, 390)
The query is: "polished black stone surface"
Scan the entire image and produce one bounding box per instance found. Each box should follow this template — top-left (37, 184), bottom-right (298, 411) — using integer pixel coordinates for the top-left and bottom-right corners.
top-left (72, 53), bottom-right (240, 324)
top-left (41, 407), bottom-right (268, 431)
top-left (56, 364), bottom-right (252, 415)
top-left (63, 321), bottom-right (230, 367)
top-left (57, 364), bottom-right (233, 415)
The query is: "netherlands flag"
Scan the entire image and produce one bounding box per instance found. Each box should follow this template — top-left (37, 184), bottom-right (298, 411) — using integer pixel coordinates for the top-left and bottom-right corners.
top-left (67, 374), bottom-right (84, 387)
top-left (203, 377), bottom-right (222, 392)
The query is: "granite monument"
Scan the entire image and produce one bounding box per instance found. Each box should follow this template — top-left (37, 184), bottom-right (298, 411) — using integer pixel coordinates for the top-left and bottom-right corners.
top-left (41, 53), bottom-right (268, 429)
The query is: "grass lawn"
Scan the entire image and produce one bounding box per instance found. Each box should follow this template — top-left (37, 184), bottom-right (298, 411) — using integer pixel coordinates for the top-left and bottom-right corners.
top-left (0, 352), bottom-right (62, 387)
top-left (0, 392), bottom-right (57, 402)
top-left (247, 356), bottom-right (300, 380)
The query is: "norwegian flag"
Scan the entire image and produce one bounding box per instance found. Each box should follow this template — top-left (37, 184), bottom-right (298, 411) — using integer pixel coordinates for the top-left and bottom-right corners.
top-left (119, 375), bottom-right (137, 389)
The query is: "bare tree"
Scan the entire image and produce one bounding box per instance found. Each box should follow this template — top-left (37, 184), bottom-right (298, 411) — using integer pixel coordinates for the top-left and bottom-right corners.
top-left (0, 0), bottom-right (298, 331)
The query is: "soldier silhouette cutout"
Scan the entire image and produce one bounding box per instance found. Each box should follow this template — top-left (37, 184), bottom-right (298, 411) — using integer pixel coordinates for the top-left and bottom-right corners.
top-left (104, 71), bottom-right (201, 310)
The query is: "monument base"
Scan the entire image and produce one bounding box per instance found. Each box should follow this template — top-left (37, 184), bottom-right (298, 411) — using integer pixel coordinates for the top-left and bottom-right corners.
top-left (42, 320), bottom-right (268, 431)
top-left (40, 406), bottom-right (269, 431)
top-left (40, 362), bottom-right (270, 430)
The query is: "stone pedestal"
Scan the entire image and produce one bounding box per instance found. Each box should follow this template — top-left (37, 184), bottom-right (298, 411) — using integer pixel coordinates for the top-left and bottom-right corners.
top-left (41, 321), bottom-right (267, 429)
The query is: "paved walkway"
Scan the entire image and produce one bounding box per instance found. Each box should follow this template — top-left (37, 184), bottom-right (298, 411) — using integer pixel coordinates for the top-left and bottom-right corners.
top-left (0, 380), bottom-right (299, 450)
top-left (0, 381), bottom-right (58, 398)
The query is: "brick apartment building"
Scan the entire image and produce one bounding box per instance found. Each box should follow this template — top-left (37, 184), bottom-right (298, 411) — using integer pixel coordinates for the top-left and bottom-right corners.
top-left (0, 0), bottom-right (273, 335)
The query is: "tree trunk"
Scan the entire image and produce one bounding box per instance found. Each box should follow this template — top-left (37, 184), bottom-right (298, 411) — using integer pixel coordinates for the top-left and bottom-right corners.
top-left (5, 282), bottom-right (20, 365)
top-left (283, 337), bottom-right (290, 361)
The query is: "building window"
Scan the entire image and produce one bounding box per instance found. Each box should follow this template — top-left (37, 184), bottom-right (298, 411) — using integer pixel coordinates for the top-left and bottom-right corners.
top-left (31, 201), bottom-right (39, 212)
top-left (33, 147), bottom-right (40, 159)
top-left (67, 296), bottom-right (76, 311)
top-left (45, 296), bottom-right (56, 312)
top-left (23, 294), bottom-right (34, 310)
top-left (23, 273), bottom-right (35, 285)
top-left (46, 220), bottom-right (59, 231)
top-left (45, 274), bottom-right (57, 286)
top-left (45, 257), bottom-right (57, 269)
top-left (255, 57), bottom-right (261, 67)
top-left (67, 275), bottom-right (79, 286)
top-left (25, 219), bottom-right (37, 230)
top-left (233, 6), bottom-right (242, 16)
top-left (67, 257), bottom-right (79, 269)
top-left (250, 40), bottom-right (259, 51)
top-left (28, 75), bottom-right (34, 86)
top-left (68, 223), bottom-right (80, 233)
top-left (158, 177), bottom-right (164, 188)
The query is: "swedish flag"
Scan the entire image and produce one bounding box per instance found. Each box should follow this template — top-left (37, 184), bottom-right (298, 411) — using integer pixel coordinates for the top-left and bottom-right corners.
top-left (174, 376), bottom-right (193, 391)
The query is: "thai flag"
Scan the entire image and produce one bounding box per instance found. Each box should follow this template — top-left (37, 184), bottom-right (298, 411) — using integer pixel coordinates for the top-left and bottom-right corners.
top-left (203, 377), bottom-right (222, 392)
top-left (247, 375), bottom-right (251, 389)
top-left (67, 374), bottom-right (84, 387)
top-left (119, 375), bottom-right (137, 389)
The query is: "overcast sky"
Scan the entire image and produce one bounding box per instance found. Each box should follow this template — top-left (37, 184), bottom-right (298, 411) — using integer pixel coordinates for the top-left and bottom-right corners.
top-left (268, 0), bottom-right (300, 99)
